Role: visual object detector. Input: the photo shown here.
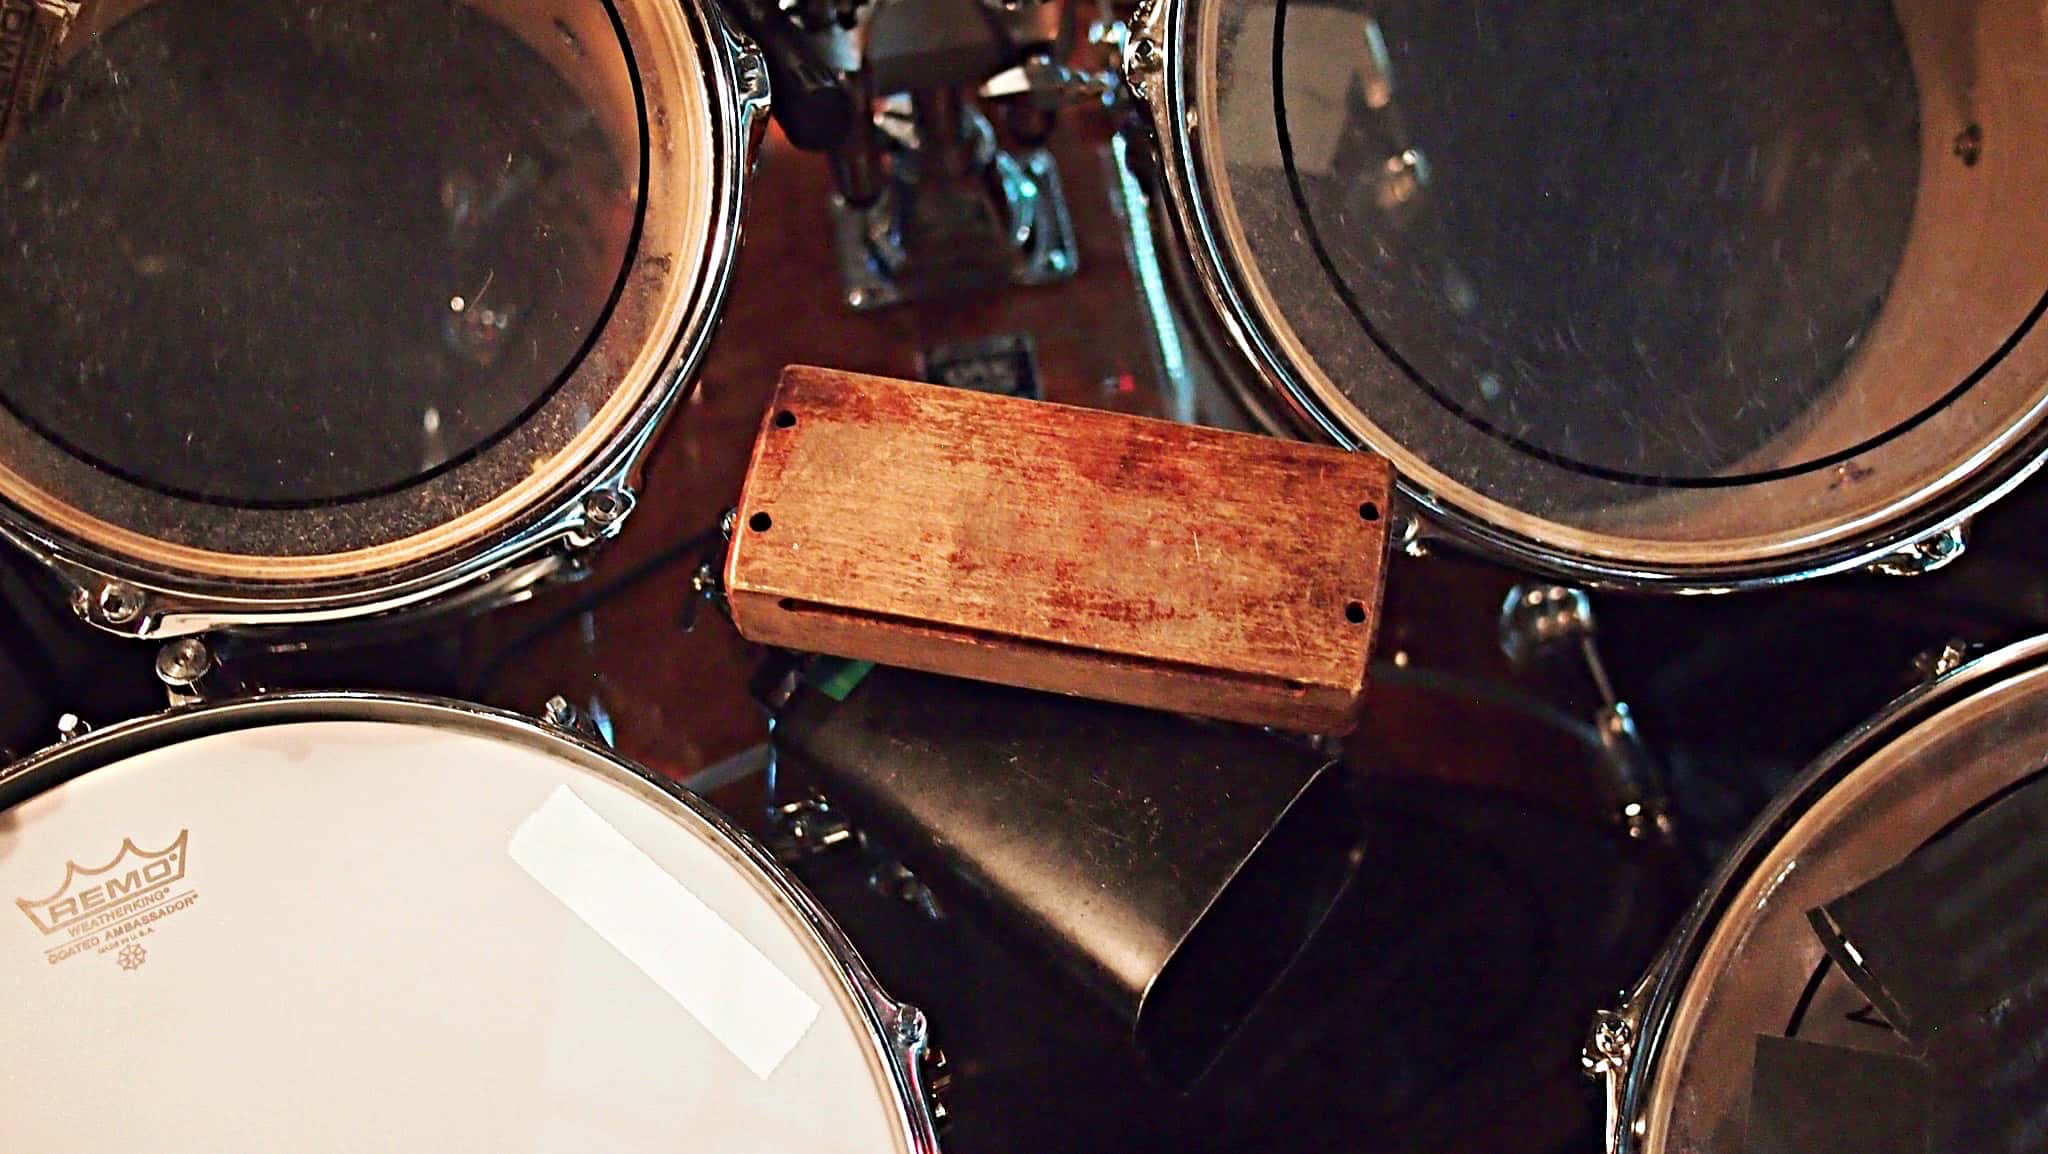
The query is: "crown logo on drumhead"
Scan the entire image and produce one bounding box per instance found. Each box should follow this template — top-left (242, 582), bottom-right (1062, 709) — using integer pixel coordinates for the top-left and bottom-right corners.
top-left (15, 831), bottom-right (189, 935)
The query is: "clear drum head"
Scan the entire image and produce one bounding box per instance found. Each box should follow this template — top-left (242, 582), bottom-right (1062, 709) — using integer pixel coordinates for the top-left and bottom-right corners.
top-left (0, 0), bottom-right (751, 622)
top-left (1612, 636), bottom-right (2048, 1153)
top-left (1164, 0), bottom-right (2048, 583)
top-left (0, 697), bottom-right (936, 1154)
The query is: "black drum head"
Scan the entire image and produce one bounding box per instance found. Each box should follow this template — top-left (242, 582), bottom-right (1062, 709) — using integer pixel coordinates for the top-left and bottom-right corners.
top-left (0, 0), bottom-right (636, 508)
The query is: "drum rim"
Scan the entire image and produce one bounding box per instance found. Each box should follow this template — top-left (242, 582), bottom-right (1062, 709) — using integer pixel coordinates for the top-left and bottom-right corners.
top-left (1600, 633), bottom-right (2048, 1153)
top-left (0, 0), bottom-right (769, 634)
top-left (0, 690), bottom-right (943, 1154)
top-left (1127, 0), bottom-right (2048, 590)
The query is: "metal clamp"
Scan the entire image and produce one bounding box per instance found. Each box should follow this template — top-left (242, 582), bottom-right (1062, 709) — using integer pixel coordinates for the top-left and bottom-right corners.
top-left (1583, 1004), bottom-right (1641, 1154)
top-left (1866, 521), bottom-right (1969, 577)
top-left (765, 791), bottom-right (941, 917)
top-left (674, 509), bottom-right (735, 633)
top-left (765, 796), bottom-right (857, 864)
top-left (153, 637), bottom-right (239, 706)
top-left (1501, 584), bottom-right (1675, 844)
top-left (1911, 637), bottom-right (1982, 683)
top-left (1581, 961), bottom-right (1664, 1154)
top-left (539, 695), bottom-right (615, 748)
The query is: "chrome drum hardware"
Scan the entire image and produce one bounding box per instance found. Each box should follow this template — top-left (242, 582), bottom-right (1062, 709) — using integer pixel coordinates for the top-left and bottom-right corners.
top-left (0, 0), bottom-right (768, 635)
top-left (0, 693), bottom-right (944, 1154)
top-left (1590, 635), bottom-right (2048, 1152)
top-left (1121, 0), bottom-right (2048, 589)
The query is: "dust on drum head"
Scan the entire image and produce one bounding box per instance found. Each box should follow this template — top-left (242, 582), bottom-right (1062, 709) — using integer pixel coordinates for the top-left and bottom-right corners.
top-left (1129, 0), bottom-right (2048, 587)
top-left (0, 0), bottom-right (765, 634)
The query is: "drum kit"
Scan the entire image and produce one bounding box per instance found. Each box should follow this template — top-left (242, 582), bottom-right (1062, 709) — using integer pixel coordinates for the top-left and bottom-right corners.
top-left (0, 1), bottom-right (2044, 1151)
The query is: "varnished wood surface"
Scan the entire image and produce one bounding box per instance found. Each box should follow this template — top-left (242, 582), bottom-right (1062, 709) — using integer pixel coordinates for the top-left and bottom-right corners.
top-left (725, 366), bottom-right (1391, 731)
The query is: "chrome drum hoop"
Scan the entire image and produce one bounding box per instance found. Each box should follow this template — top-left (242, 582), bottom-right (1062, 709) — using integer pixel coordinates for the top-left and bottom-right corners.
top-left (1123, 0), bottom-right (2048, 591)
top-left (0, 0), bottom-right (769, 636)
top-left (0, 690), bottom-right (942, 1154)
top-left (1591, 633), bottom-right (2048, 1154)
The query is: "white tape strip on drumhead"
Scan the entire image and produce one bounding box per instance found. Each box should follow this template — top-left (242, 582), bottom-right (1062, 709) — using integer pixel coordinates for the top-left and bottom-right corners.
top-left (508, 786), bottom-right (821, 1079)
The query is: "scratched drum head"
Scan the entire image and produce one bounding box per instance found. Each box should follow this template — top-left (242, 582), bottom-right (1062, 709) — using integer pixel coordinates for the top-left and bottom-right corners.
top-left (0, 696), bottom-right (937, 1154)
top-left (1605, 635), bottom-right (2048, 1152)
top-left (1147, 0), bottom-right (2048, 584)
top-left (0, 0), bottom-right (755, 626)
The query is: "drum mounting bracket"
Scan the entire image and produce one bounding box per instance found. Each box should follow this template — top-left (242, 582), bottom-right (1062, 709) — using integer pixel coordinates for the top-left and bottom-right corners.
top-left (1864, 521), bottom-right (1970, 577)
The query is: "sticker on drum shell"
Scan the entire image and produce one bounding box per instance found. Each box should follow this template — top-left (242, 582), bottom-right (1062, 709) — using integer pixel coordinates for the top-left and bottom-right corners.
top-left (14, 830), bottom-right (201, 970)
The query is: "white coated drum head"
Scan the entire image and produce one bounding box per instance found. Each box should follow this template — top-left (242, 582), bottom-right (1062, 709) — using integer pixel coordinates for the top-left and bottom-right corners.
top-left (1618, 639), bottom-right (2048, 1153)
top-left (0, 700), bottom-right (928, 1154)
top-left (0, 0), bottom-right (746, 604)
top-left (1172, 0), bottom-right (2048, 579)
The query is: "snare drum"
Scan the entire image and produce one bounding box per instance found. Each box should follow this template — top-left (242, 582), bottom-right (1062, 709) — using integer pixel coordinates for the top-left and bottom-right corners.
top-left (0, 693), bottom-right (942, 1153)
top-left (1586, 634), bottom-right (2048, 1153)
top-left (1125, 0), bottom-right (2048, 588)
top-left (0, 0), bottom-right (766, 635)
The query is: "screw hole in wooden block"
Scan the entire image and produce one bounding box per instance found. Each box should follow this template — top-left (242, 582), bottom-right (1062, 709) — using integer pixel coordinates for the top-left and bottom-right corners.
top-left (749, 512), bottom-right (773, 532)
top-left (1344, 601), bottom-right (1366, 624)
top-left (774, 410), bottom-right (797, 429)
top-left (1358, 501), bottom-right (1379, 522)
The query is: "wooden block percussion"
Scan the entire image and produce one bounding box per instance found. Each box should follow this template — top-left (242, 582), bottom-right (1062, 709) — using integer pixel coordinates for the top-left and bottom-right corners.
top-left (723, 366), bottom-right (1394, 733)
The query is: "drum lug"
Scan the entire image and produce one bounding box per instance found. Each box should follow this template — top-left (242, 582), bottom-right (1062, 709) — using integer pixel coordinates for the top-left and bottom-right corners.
top-left (1120, 31), bottom-right (1163, 104)
top-left (1583, 1008), bottom-right (1638, 1154)
top-left (1865, 521), bottom-right (1969, 577)
top-left (38, 553), bottom-right (196, 637)
top-left (539, 695), bottom-right (614, 748)
top-left (1910, 637), bottom-right (1983, 683)
top-left (733, 44), bottom-right (773, 164)
top-left (1584, 972), bottom-right (1653, 1154)
top-left (708, 0), bottom-right (772, 143)
top-left (58, 570), bottom-right (157, 636)
top-left (888, 1002), bottom-right (952, 1129)
top-left (54, 711), bottom-right (90, 743)
top-left (734, 45), bottom-right (771, 113)
top-left (569, 486), bottom-right (636, 549)
top-left (1119, 0), bottom-right (1167, 103)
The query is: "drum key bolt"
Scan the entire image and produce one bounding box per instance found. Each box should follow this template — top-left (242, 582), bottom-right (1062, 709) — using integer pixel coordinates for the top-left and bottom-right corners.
top-left (540, 695), bottom-right (612, 746)
top-left (95, 582), bottom-right (143, 626)
top-left (892, 1004), bottom-right (929, 1049)
top-left (54, 713), bottom-right (90, 742)
top-left (581, 488), bottom-right (634, 534)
